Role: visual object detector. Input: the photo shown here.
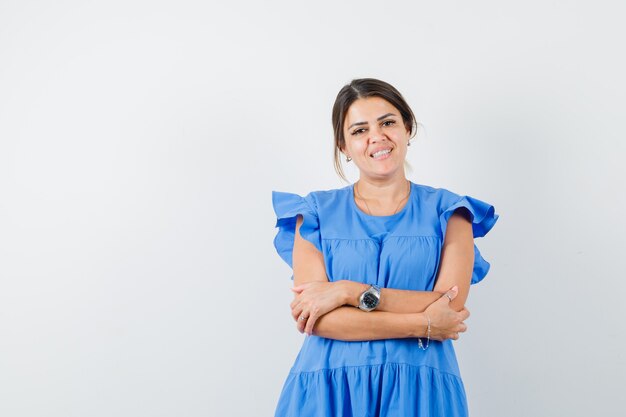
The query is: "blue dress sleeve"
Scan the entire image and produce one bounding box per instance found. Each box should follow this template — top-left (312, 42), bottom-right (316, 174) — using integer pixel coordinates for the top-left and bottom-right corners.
top-left (271, 191), bottom-right (323, 273)
top-left (439, 194), bottom-right (499, 285)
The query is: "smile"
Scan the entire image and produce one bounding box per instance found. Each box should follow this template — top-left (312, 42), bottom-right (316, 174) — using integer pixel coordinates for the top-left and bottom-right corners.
top-left (370, 148), bottom-right (392, 160)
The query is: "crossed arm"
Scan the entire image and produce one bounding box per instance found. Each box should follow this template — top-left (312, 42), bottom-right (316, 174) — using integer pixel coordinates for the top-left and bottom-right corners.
top-left (289, 207), bottom-right (474, 342)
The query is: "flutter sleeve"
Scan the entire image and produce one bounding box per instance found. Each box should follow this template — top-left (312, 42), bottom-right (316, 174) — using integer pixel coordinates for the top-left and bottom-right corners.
top-left (439, 194), bottom-right (500, 285)
top-left (271, 191), bottom-right (322, 273)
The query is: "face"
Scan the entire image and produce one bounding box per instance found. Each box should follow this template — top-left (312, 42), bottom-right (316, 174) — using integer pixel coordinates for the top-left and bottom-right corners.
top-left (341, 96), bottom-right (411, 180)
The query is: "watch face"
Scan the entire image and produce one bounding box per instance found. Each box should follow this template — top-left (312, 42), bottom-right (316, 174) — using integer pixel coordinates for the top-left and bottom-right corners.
top-left (362, 292), bottom-right (379, 309)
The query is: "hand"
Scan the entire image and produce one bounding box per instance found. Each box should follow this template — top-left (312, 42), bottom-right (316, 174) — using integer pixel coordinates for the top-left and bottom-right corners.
top-left (422, 286), bottom-right (470, 341)
top-left (290, 281), bottom-right (345, 336)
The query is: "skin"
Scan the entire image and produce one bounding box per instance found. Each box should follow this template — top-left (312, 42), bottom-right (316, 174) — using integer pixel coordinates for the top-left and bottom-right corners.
top-left (289, 96), bottom-right (473, 341)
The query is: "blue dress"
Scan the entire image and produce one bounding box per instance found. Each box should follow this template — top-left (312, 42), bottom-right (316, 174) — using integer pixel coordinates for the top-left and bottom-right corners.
top-left (271, 181), bottom-right (499, 417)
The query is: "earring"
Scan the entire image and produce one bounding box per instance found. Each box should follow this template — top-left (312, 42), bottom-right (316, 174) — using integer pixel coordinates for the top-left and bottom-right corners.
top-left (346, 156), bottom-right (352, 162)
top-left (407, 140), bottom-right (411, 147)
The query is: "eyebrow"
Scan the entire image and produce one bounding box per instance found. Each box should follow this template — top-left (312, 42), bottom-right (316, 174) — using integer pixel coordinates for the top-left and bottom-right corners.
top-left (347, 113), bottom-right (398, 130)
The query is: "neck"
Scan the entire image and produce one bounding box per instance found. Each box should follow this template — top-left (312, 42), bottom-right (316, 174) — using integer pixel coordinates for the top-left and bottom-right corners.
top-left (355, 175), bottom-right (410, 203)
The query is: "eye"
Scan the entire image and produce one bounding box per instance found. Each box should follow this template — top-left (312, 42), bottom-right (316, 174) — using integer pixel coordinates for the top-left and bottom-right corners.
top-left (351, 128), bottom-right (366, 135)
top-left (382, 120), bottom-right (396, 127)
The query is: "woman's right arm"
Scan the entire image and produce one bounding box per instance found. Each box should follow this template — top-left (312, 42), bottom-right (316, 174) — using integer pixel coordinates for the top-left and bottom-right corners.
top-left (311, 290), bottom-right (468, 342)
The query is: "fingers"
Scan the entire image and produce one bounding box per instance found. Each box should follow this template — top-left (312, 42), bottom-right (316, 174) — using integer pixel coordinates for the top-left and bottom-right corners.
top-left (291, 300), bottom-right (305, 322)
top-left (440, 330), bottom-right (461, 341)
top-left (292, 304), bottom-right (320, 335)
top-left (459, 307), bottom-right (470, 321)
top-left (290, 289), bottom-right (303, 308)
top-left (450, 308), bottom-right (469, 332)
top-left (289, 287), bottom-right (305, 307)
top-left (291, 282), bottom-right (312, 292)
top-left (291, 305), bottom-right (303, 323)
top-left (292, 303), bottom-right (313, 334)
top-left (442, 285), bottom-right (458, 302)
top-left (304, 311), bottom-right (319, 336)
top-left (295, 308), bottom-right (308, 333)
top-left (434, 285), bottom-right (459, 305)
top-left (297, 314), bottom-right (308, 333)
top-left (290, 297), bottom-right (301, 311)
top-left (450, 321), bottom-right (468, 338)
top-left (428, 317), bottom-right (468, 342)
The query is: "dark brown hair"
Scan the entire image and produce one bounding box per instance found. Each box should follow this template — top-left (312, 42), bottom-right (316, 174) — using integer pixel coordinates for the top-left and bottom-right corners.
top-left (332, 78), bottom-right (418, 182)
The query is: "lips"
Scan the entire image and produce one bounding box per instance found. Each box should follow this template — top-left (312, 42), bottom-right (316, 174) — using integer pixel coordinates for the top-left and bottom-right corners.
top-left (370, 147), bottom-right (393, 159)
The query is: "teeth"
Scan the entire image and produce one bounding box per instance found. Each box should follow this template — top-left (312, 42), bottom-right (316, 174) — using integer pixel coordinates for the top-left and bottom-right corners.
top-left (371, 149), bottom-right (391, 158)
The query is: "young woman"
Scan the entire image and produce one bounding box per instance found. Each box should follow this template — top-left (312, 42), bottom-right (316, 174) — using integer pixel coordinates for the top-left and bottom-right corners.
top-left (271, 78), bottom-right (499, 416)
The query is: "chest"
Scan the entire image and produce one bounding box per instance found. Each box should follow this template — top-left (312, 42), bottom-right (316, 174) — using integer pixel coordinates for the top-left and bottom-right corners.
top-left (321, 230), bottom-right (443, 291)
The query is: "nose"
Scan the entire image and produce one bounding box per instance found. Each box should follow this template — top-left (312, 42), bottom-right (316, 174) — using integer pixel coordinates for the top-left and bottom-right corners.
top-left (369, 124), bottom-right (388, 143)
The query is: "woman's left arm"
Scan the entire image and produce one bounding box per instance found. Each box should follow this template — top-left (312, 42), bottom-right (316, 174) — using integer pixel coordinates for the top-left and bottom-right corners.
top-left (431, 207), bottom-right (475, 312)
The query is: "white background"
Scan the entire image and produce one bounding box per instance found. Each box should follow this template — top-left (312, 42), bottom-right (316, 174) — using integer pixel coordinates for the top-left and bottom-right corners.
top-left (1, 1), bottom-right (625, 416)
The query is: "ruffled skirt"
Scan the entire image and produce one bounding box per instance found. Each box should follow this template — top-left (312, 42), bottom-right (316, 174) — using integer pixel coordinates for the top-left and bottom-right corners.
top-left (274, 362), bottom-right (468, 417)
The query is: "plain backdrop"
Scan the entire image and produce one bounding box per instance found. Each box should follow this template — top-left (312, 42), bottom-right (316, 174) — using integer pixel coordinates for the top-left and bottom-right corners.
top-left (1, 1), bottom-right (625, 416)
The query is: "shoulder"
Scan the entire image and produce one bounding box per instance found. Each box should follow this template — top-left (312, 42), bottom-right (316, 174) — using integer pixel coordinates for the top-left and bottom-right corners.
top-left (305, 184), bottom-right (352, 211)
top-left (412, 182), bottom-right (462, 210)
top-left (273, 184), bottom-right (351, 216)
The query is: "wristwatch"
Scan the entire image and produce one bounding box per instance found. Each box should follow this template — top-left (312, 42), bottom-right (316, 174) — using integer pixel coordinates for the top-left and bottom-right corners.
top-left (358, 284), bottom-right (381, 312)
